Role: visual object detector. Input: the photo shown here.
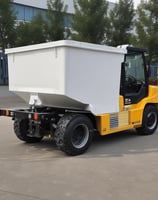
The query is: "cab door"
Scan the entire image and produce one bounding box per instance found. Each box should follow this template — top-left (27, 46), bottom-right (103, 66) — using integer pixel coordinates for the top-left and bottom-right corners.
top-left (120, 48), bottom-right (148, 105)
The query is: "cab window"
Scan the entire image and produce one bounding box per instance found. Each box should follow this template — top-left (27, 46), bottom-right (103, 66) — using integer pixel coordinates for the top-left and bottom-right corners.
top-left (125, 53), bottom-right (145, 94)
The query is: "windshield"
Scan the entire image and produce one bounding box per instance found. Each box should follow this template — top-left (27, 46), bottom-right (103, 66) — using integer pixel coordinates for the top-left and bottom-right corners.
top-left (125, 54), bottom-right (145, 82)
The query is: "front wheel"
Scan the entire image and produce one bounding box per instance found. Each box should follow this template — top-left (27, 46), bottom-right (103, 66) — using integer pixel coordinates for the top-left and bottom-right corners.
top-left (136, 105), bottom-right (158, 135)
top-left (54, 114), bottom-right (94, 156)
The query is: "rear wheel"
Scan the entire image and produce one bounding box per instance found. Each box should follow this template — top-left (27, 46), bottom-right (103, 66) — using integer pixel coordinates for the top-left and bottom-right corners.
top-left (137, 105), bottom-right (158, 135)
top-left (54, 114), bottom-right (94, 156)
top-left (14, 119), bottom-right (43, 143)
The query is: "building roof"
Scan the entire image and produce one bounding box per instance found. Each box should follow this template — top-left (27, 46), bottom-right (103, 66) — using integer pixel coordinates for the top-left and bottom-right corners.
top-left (13, 0), bottom-right (74, 14)
top-left (13, 0), bottom-right (115, 14)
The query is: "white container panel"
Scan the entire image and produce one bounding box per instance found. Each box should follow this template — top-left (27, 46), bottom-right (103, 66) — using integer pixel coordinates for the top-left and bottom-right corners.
top-left (8, 46), bottom-right (65, 95)
top-left (6, 40), bottom-right (126, 115)
top-left (65, 46), bottom-right (124, 114)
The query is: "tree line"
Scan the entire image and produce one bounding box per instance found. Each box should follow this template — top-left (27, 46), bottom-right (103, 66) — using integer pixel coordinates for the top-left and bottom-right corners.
top-left (0, 0), bottom-right (158, 64)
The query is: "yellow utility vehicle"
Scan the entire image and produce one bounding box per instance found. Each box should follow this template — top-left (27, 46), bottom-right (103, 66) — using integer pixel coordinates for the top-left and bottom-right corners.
top-left (1, 40), bottom-right (158, 155)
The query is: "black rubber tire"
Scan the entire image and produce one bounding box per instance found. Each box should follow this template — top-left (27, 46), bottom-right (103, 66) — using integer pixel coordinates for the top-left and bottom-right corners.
top-left (136, 105), bottom-right (158, 135)
top-left (14, 119), bottom-right (43, 143)
top-left (54, 114), bottom-right (94, 156)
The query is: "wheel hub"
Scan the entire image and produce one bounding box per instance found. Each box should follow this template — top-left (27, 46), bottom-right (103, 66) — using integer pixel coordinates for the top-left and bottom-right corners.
top-left (71, 124), bottom-right (89, 149)
top-left (147, 112), bottom-right (157, 130)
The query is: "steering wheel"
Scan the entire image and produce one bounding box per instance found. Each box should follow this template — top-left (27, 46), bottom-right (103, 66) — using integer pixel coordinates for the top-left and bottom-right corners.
top-left (125, 75), bottom-right (137, 85)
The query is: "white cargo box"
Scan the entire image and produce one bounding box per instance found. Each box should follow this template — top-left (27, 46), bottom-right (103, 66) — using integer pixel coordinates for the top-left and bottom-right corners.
top-left (5, 40), bottom-right (126, 115)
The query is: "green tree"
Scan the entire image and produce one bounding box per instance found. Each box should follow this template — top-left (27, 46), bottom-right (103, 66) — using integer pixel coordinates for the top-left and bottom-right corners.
top-left (107, 0), bottom-right (134, 46)
top-left (0, 0), bottom-right (16, 51)
top-left (30, 13), bottom-right (46, 44)
top-left (16, 12), bottom-right (46, 47)
top-left (71, 0), bottom-right (109, 44)
top-left (133, 0), bottom-right (158, 64)
top-left (45, 0), bottom-right (68, 41)
top-left (15, 22), bottom-right (32, 47)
